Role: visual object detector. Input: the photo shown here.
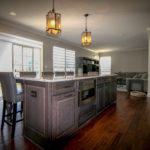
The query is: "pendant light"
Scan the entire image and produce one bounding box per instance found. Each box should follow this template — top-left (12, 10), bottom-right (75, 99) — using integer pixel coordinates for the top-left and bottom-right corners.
top-left (46, 0), bottom-right (61, 35)
top-left (81, 14), bottom-right (92, 46)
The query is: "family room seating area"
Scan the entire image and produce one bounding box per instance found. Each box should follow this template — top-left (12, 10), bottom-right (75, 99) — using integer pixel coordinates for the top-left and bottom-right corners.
top-left (115, 72), bottom-right (148, 92)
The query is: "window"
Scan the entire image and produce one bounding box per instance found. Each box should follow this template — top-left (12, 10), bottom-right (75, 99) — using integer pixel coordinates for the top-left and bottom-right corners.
top-left (0, 41), bottom-right (12, 72)
top-left (0, 33), bottom-right (43, 77)
top-left (53, 47), bottom-right (65, 72)
top-left (100, 56), bottom-right (111, 75)
top-left (66, 49), bottom-right (75, 72)
top-left (13, 44), bottom-right (41, 77)
top-left (53, 46), bottom-right (75, 73)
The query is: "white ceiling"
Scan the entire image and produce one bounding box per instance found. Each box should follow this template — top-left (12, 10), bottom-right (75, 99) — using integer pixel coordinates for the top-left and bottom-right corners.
top-left (0, 0), bottom-right (150, 52)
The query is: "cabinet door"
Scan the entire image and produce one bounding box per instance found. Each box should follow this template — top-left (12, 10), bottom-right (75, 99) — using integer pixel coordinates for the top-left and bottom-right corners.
top-left (112, 81), bottom-right (117, 102)
top-left (25, 85), bottom-right (45, 136)
top-left (105, 83), bottom-right (110, 107)
top-left (109, 82), bottom-right (114, 104)
top-left (109, 81), bottom-right (117, 104)
top-left (52, 92), bottom-right (78, 139)
top-left (97, 84), bottom-right (105, 112)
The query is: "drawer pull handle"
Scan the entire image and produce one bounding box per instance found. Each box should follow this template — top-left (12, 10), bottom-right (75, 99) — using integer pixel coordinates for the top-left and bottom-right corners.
top-left (31, 91), bottom-right (37, 97)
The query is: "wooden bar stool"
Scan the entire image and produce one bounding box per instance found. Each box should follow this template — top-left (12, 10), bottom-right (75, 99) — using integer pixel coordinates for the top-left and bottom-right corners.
top-left (0, 72), bottom-right (23, 138)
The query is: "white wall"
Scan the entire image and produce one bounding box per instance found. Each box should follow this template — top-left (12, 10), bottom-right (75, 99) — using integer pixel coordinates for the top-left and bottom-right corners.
top-left (0, 21), bottom-right (97, 72)
top-left (100, 50), bottom-right (148, 73)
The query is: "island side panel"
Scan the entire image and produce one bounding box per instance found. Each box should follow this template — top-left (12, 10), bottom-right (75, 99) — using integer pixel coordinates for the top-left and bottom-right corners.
top-left (23, 80), bottom-right (52, 148)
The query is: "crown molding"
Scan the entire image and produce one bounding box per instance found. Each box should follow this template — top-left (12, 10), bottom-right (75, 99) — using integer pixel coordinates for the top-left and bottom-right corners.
top-left (0, 17), bottom-right (95, 53)
top-left (96, 47), bottom-right (148, 53)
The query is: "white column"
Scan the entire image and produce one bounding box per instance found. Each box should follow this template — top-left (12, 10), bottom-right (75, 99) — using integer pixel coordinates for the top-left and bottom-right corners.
top-left (147, 29), bottom-right (150, 97)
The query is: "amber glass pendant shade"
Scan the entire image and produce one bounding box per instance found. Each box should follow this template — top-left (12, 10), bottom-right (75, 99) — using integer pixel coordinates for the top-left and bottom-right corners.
top-left (46, 0), bottom-right (61, 35)
top-left (81, 14), bottom-right (92, 46)
top-left (81, 31), bottom-right (92, 46)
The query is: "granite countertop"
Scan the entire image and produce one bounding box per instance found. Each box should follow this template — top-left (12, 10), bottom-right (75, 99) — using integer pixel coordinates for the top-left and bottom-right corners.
top-left (16, 74), bottom-right (117, 83)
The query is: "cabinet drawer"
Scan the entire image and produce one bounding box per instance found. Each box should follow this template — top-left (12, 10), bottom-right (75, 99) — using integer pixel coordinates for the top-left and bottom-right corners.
top-left (52, 81), bottom-right (75, 95)
top-left (53, 92), bottom-right (75, 101)
top-left (97, 77), bottom-right (105, 84)
top-left (97, 77), bottom-right (111, 84)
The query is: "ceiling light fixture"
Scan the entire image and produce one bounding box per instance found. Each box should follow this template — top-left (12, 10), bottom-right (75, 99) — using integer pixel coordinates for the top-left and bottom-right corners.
top-left (46, 0), bottom-right (61, 35)
top-left (81, 14), bottom-right (92, 46)
top-left (9, 11), bottom-right (16, 16)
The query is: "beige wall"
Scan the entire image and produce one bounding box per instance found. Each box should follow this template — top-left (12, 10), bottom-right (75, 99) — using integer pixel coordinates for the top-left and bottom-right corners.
top-left (0, 21), bottom-right (97, 72)
top-left (100, 50), bottom-right (148, 73)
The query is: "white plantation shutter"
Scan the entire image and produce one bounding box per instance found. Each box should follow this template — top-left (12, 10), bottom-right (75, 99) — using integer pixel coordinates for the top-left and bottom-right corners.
top-left (66, 49), bottom-right (75, 72)
top-left (53, 46), bottom-right (65, 72)
top-left (53, 47), bottom-right (75, 73)
top-left (100, 56), bottom-right (111, 75)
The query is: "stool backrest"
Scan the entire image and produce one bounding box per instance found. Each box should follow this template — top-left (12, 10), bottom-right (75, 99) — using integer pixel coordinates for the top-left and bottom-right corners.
top-left (0, 72), bottom-right (17, 103)
top-left (42, 72), bottom-right (53, 77)
top-left (66, 71), bottom-right (74, 76)
top-left (20, 72), bottom-right (36, 78)
top-left (55, 72), bottom-right (65, 77)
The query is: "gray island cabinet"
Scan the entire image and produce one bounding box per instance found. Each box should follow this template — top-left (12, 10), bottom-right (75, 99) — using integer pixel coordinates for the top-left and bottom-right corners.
top-left (20, 75), bottom-right (117, 149)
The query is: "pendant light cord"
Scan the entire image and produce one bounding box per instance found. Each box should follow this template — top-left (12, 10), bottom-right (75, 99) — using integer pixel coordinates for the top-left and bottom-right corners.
top-left (85, 14), bottom-right (89, 32)
top-left (85, 16), bottom-right (87, 32)
top-left (52, 0), bottom-right (55, 12)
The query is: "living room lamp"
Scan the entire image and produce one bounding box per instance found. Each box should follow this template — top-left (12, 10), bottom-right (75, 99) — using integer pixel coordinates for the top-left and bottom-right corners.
top-left (46, 0), bottom-right (61, 35)
top-left (81, 14), bottom-right (92, 46)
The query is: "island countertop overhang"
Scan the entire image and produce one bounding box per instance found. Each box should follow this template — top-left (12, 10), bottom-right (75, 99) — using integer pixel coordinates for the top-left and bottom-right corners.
top-left (16, 74), bottom-right (117, 83)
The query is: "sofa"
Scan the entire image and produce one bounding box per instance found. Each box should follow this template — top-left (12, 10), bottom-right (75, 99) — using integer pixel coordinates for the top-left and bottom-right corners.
top-left (126, 78), bottom-right (147, 93)
top-left (115, 72), bottom-right (148, 93)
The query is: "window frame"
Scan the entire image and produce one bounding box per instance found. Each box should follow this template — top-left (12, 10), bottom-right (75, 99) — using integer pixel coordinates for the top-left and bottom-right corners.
top-left (13, 43), bottom-right (42, 76)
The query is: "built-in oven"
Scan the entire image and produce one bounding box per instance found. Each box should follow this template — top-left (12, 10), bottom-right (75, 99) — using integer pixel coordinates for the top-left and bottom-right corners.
top-left (78, 79), bottom-right (96, 126)
top-left (79, 80), bottom-right (95, 106)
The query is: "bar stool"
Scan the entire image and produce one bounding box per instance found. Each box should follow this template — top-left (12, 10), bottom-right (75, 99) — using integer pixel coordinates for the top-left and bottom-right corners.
top-left (20, 72), bottom-right (36, 78)
top-left (42, 71), bottom-right (54, 77)
top-left (0, 72), bottom-right (23, 138)
top-left (55, 72), bottom-right (65, 77)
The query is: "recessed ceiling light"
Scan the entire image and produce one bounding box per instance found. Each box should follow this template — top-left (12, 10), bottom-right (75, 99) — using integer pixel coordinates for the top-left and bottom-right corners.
top-left (9, 11), bottom-right (16, 16)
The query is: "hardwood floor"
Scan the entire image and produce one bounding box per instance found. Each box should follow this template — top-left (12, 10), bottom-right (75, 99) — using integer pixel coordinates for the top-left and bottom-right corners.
top-left (1, 92), bottom-right (150, 150)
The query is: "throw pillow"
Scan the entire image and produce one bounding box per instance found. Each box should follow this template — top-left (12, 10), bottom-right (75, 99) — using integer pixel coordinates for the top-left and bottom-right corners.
top-left (136, 74), bottom-right (142, 78)
top-left (133, 74), bottom-right (138, 78)
top-left (141, 73), bottom-right (148, 79)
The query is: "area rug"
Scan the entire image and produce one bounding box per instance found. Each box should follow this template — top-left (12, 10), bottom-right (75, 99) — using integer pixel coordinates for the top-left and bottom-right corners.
top-left (130, 91), bottom-right (146, 97)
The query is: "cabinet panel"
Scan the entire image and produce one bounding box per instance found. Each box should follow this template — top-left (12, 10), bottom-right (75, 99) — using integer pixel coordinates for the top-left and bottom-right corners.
top-left (112, 82), bottom-right (117, 102)
top-left (105, 83), bottom-right (110, 107)
top-left (97, 84), bottom-right (105, 112)
top-left (26, 85), bottom-right (45, 136)
top-left (52, 92), bottom-right (77, 139)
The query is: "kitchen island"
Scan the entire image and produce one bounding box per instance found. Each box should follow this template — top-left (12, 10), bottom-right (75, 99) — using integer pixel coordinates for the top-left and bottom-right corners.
top-left (19, 74), bottom-right (117, 149)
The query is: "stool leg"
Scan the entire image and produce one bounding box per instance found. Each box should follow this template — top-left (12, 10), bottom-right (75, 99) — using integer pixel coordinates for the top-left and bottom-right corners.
top-left (20, 101), bottom-right (23, 117)
top-left (11, 103), bottom-right (17, 138)
top-left (1, 100), bottom-right (6, 130)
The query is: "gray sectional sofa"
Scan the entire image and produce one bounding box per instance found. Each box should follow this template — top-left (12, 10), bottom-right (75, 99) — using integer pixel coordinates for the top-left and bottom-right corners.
top-left (115, 72), bottom-right (148, 93)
